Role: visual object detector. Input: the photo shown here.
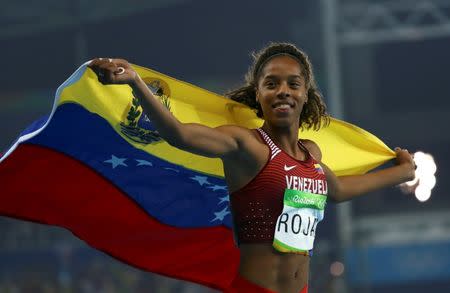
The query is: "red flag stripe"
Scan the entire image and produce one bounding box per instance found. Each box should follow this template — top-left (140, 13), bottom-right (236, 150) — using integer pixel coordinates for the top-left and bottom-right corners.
top-left (0, 144), bottom-right (239, 290)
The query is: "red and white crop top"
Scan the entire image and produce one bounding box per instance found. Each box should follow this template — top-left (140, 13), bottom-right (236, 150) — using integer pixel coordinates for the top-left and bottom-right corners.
top-left (229, 128), bottom-right (328, 245)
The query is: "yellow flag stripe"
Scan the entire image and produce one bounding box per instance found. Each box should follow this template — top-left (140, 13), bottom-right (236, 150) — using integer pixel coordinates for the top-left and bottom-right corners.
top-left (57, 64), bottom-right (395, 177)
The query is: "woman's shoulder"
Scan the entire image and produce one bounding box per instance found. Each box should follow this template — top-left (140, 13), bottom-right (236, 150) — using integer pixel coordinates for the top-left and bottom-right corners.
top-left (215, 125), bottom-right (263, 148)
top-left (299, 138), bottom-right (322, 162)
top-left (219, 125), bottom-right (268, 178)
top-left (215, 125), bottom-right (258, 138)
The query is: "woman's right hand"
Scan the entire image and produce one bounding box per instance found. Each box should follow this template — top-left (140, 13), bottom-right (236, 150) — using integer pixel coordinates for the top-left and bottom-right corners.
top-left (88, 58), bottom-right (139, 86)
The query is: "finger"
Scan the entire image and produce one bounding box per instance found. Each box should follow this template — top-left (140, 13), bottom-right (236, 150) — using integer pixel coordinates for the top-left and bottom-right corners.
top-left (105, 63), bottom-right (129, 83)
top-left (95, 58), bottom-right (113, 66)
top-left (108, 59), bottom-right (128, 75)
top-left (91, 57), bottom-right (110, 64)
top-left (115, 67), bottom-right (125, 75)
top-left (88, 58), bottom-right (104, 68)
top-left (100, 62), bottom-right (119, 84)
top-left (104, 61), bottom-right (118, 71)
top-left (89, 58), bottom-right (111, 71)
top-left (113, 58), bottom-right (131, 69)
top-left (98, 59), bottom-right (120, 73)
top-left (97, 64), bottom-right (114, 83)
top-left (89, 58), bottom-right (129, 83)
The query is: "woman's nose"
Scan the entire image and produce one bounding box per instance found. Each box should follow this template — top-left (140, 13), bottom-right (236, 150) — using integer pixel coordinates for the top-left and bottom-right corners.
top-left (276, 82), bottom-right (290, 98)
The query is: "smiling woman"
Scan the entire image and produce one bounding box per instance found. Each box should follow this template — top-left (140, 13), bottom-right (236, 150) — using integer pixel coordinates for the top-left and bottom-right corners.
top-left (258, 56), bottom-right (307, 122)
top-left (87, 42), bottom-right (415, 293)
top-left (226, 43), bottom-right (329, 131)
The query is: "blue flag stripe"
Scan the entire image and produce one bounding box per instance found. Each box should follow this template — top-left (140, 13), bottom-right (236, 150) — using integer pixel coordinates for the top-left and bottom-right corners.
top-left (29, 103), bottom-right (232, 228)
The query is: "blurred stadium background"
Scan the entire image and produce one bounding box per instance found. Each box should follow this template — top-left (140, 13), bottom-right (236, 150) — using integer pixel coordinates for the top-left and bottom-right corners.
top-left (1, 0), bottom-right (450, 292)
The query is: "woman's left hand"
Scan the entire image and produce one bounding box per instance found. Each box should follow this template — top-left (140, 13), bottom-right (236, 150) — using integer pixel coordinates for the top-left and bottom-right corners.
top-left (394, 147), bottom-right (416, 181)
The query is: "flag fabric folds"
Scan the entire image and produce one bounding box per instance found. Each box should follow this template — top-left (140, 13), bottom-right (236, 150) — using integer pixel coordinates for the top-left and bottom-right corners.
top-left (0, 62), bottom-right (395, 290)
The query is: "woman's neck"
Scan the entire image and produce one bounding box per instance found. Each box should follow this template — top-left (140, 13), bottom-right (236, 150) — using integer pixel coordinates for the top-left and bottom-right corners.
top-left (261, 122), bottom-right (301, 155)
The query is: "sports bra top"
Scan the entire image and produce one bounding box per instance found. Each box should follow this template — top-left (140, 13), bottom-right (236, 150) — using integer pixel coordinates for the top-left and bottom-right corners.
top-left (229, 128), bottom-right (328, 245)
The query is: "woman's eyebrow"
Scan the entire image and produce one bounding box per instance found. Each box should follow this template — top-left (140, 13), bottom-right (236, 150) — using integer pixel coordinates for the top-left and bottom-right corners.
top-left (289, 74), bottom-right (303, 79)
top-left (263, 74), bottom-right (303, 79)
top-left (262, 75), bottom-right (278, 80)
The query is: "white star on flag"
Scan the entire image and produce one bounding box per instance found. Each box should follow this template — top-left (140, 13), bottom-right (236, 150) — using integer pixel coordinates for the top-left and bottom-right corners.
top-left (104, 155), bottom-right (127, 169)
top-left (136, 159), bottom-right (153, 167)
top-left (207, 185), bottom-right (228, 191)
top-left (190, 175), bottom-right (211, 186)
top-left (210, 206), bottom-right (230, 222)
top-left (218, 195), bottom-right (230, 205)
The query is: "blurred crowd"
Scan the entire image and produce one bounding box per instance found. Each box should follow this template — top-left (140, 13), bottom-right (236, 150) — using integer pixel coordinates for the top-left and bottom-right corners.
top-left (0, 217), bottom-right (342, 292)
top-left (0, 218), bottom-right (216, 293)
top-left (0, 216), bottom-right (342, 292)
top-left (0, 259), bottom-right (214, 293)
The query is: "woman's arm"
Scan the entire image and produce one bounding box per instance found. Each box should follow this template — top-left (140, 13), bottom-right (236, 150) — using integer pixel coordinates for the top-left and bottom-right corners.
top-left (89, 58), bottom-right (246, 159)
top-left (303, 140), bottom-right (416, 202)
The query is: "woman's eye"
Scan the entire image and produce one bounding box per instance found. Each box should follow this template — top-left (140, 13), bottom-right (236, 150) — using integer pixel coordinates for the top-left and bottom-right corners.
top-left (290, 82), bottom-right (301, 88)
top-left (265, 82), bottom-right (275, 88)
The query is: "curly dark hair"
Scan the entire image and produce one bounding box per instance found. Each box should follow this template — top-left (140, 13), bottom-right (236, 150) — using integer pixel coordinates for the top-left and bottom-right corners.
top-left (226, 42), bottom-right (329, 130)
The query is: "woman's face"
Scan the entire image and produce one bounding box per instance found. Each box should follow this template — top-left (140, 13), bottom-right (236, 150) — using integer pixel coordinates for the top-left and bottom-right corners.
top-left (256, 55), bottom-right (308, 128)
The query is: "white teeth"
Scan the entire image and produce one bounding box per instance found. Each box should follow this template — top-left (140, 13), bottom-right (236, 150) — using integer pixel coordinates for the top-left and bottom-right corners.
top-left (275, 104), bottom-right (291, 109)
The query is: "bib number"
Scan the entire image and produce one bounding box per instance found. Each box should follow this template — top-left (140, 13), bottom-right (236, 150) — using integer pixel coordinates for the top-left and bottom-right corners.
top-left (273, 189), bottom-right (327, 254)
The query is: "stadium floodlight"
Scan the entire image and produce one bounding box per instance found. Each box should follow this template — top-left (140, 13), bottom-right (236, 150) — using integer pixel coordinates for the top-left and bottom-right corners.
top-left (401, 151), bottom-right (437, 202)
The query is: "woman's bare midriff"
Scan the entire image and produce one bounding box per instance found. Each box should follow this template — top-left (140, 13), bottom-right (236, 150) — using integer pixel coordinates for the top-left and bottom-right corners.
top-left (222, 128), bottom-right (310, 292)
top-left (238, 243), bottom-right (309, 293)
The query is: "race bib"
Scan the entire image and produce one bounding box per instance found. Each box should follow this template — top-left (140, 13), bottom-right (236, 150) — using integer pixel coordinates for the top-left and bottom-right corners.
top-left (273, 189), bottom-right (327, 254)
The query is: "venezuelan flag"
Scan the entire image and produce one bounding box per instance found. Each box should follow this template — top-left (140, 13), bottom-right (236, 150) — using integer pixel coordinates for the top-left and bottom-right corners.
top-left (314, 163), bottom-right (325, 175)
top-left (0, 62), bottom-right (395, 290)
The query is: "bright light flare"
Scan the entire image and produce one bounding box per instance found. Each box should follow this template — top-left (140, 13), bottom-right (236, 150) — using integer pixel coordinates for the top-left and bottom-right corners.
top-left (415, 185), bottom-right (431, 202)
top-left (402, 151), bottom-right (437, 202)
